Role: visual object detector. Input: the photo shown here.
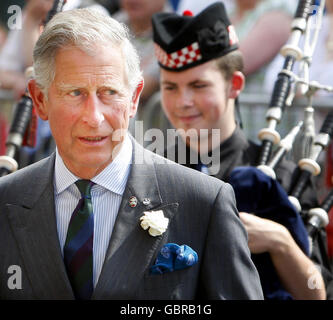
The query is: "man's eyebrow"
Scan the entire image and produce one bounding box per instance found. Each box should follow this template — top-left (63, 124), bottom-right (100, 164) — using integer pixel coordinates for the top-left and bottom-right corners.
top-left (161, 79), bottom-right (209, 86)
top-left (56, 81), bottom-right (118, 91)
top-left (188, 79), bottom-right (209, 85)
top-left (57, 83), bottom-right (79, 91)
top-left (161, 80), bottom-right (177, 85)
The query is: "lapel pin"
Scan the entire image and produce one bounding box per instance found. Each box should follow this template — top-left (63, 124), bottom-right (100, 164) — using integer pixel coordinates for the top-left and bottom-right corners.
top-left (143, 198), bottom-right (151, 206)
top-left (129, 196), bottom-right (138, 208)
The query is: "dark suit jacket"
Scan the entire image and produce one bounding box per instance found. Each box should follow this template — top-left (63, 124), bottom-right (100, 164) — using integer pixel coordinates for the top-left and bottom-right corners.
top-left (0, 139), bottom-right (263, 299)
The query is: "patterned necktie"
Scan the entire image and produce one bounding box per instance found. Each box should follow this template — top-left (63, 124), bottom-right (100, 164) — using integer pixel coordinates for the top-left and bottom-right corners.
top-left (64, 179), bottom-right (95, 300)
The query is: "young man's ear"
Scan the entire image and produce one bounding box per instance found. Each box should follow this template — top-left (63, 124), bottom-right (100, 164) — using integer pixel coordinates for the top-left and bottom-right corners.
top-left (28, 79), bottom-right (49, 120)
top-left (228, 71), bottom-right (245, 99)
top-left (129, 78), bottom-right (144, 118)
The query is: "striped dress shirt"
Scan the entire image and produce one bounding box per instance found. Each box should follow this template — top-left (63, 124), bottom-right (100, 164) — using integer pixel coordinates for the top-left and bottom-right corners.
top-left (54, 135), bottom-right (132, 288)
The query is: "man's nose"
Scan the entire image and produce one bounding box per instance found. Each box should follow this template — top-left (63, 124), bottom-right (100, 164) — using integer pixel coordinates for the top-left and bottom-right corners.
top-left (82, 94), bottom-right (105, 127)
top-left (177, 88), bottom-right (194, 108)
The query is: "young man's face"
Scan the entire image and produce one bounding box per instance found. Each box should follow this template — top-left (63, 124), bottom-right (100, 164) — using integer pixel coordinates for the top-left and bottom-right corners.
top-left (160, 60), bottom-right (235, 144)
top-left (29, 44), bottom-right (142, 179)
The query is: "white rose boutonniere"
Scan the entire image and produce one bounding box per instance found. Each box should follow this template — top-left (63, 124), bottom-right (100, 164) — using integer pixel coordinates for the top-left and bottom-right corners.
top-left (140, 210), bottom-right (169, 237)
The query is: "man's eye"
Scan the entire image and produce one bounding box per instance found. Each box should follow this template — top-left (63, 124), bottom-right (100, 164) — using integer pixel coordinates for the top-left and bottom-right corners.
top-left (163, 86), bottom-right (175, 91)
top-left (98, 89), bottom-right (117, 97)
top-left (193, 83), bottom-right (207, 89)
top-left (69, 89), bottom-right (82, 97)
top-left (106, 89), bottom-right (116, 95)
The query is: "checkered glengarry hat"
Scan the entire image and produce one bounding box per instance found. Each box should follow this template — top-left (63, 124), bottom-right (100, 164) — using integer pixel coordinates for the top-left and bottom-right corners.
top-left (152, 2), bottom-right (239, 72)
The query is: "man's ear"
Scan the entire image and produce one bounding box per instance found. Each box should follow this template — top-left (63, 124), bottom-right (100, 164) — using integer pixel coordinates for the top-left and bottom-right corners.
top-left (28, 79), bottom-right (49, 120)
top-left (228, 71), bottom-right (245, 99)
top-left (129, 79), bottom-right (144, 118)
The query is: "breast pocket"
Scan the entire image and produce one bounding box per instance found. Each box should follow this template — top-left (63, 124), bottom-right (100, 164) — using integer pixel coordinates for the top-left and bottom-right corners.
top-left (143, 267), bottom-right (199, 300)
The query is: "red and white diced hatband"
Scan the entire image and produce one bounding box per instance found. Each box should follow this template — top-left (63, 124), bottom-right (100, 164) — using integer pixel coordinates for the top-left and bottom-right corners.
top-left (155, 24), bottom-right (238, 70)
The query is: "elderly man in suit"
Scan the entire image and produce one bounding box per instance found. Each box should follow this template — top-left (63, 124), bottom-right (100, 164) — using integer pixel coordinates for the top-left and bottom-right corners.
top-left (0, 8), bottom-right (263, 300)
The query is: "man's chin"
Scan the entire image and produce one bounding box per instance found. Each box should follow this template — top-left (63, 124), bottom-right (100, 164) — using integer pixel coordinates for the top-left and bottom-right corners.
top-left (177, 127), bottom-right (210, 141)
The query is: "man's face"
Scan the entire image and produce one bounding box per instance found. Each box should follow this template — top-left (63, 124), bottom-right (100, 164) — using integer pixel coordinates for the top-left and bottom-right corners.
top-left (31, 44), bottom-right (142, 178)
top-left (160, 61), bottom-right (233, 142)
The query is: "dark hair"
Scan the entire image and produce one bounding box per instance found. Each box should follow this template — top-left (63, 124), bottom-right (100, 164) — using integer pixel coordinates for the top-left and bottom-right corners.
top-left (214, 50), bottom-right (244, 80)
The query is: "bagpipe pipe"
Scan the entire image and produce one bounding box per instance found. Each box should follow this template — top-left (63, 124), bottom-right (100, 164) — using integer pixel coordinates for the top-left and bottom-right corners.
top-left (0, 0), bottom-right (66, 177)
top-left (228, 0), bottom-right (333, 299)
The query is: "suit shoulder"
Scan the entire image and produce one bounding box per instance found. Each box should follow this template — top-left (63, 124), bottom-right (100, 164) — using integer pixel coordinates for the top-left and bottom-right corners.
top-left (0, 156), bottom-right (50, 183)
top-left (0, 156), bottom-right (52, 201)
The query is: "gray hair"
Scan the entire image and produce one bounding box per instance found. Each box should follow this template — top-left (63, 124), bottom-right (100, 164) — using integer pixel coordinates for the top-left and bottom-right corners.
top-left (33, 8), bottom-right (142, 96)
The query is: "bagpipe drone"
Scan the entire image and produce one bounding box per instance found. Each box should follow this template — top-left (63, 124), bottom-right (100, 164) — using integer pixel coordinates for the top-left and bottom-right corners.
top-left (229, 0), bottom-right (333, 299)
top-left (0, 0), bottom-right (66, 177)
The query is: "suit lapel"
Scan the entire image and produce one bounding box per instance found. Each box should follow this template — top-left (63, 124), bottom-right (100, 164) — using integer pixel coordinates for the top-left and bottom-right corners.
top-left (5, 155), bottom-right (74, 299)
top-left (93, 140), bottom-right (178, 299)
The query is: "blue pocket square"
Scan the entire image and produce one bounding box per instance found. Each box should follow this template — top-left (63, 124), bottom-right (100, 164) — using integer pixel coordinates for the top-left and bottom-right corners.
top-left (150, 243), bottom-right (198, 275)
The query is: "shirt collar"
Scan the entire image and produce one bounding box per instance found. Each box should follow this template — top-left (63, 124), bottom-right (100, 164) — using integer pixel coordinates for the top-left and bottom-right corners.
top-left (54, 134), bottom-right (133, 196)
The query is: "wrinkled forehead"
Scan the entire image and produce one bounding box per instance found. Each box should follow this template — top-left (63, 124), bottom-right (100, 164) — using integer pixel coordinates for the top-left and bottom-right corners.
top-left (54, 42), bottom-right (125, 64)
top-left (51, 44), bottom-right (129, 89)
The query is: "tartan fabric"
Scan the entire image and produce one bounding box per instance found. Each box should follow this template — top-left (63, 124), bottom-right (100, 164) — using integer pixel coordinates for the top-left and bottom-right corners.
top-left (64, 180), bottom-right (94, 300)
